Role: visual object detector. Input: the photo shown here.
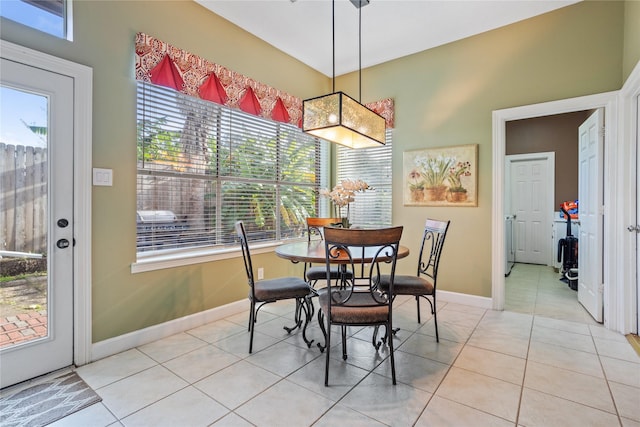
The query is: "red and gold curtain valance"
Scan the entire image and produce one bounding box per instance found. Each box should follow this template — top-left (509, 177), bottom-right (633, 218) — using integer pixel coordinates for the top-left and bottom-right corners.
top-left (135, 32), bottom-right (394, 128)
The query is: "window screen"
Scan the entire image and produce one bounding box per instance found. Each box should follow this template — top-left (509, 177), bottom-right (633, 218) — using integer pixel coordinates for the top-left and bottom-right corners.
top-left (137, 81), bottom-right (321, 254)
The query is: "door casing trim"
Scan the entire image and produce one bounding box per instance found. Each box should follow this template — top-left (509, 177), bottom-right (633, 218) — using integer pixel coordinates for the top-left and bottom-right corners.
top-left (1, 40), bottom-right (93, 364)
top-left (492, 91), bottom-right (619, 329)
top-left (618, 61), bottom-right (640, 334)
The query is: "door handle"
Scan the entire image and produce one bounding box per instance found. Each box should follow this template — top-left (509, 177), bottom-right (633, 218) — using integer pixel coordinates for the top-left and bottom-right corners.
top-left (56, 239), bottom-right (70, 249)
top-left (627, 225), bottom-right (640, 232)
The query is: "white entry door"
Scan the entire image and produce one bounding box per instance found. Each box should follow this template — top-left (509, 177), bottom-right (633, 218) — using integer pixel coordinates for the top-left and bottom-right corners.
top-left (578, 109), bottom-right (604, 323)
top-left (508, 154), bottom-right (553, 265)
top-left (0, 58), bottom-right (74, 387)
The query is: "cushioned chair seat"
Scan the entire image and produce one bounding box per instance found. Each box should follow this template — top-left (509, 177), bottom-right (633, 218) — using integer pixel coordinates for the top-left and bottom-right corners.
top-left (254, 277), bottom-right (311, 301)
top-left (305, 266), bottom-right (353, 282)
top-left (377, 274), bottom-right (434, 296)
top-left (318, 290), bottom-right (389, 324)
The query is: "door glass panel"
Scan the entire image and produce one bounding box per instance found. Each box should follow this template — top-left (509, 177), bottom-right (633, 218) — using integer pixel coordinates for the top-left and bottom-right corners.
top-left (0, 86), bottom-right (49, 349)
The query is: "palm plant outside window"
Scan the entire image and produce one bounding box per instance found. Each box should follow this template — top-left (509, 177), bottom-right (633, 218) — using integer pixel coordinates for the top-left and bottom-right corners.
top-left (136, 82), bottom-right (321, 254)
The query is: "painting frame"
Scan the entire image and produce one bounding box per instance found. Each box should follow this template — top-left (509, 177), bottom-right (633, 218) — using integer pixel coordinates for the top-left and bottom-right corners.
top-left (403, 144), bottom-right (478, 207)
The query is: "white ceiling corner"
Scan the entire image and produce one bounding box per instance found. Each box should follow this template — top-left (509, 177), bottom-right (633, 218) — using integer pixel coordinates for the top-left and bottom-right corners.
top-left (195, 0), bottom-right (580, 77)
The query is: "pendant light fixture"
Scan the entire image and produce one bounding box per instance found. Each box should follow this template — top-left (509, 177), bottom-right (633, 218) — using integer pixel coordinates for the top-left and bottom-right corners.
top-left (302, 0), bottom-right (386, 149)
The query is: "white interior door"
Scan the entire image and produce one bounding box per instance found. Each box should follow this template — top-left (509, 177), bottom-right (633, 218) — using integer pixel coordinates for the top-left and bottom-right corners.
top-left (0, 58), bottom-right (74, 387)
top-left (578, 109), bottom-right (604, 323)
top-left (508, 154), bottom-right (553, 265)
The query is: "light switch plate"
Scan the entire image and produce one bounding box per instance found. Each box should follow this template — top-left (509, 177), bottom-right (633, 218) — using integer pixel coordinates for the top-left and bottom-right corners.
top-left (93, 168), bottom-right (113, 186)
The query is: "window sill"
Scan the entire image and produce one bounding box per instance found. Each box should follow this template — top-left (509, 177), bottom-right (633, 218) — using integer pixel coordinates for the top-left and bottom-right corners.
top-left (131, 241), bottom-right (285, 274)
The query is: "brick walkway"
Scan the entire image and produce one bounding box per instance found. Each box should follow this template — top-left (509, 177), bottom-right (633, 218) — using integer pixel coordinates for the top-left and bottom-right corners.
top-left (0, 311), bottom-right (48, 348)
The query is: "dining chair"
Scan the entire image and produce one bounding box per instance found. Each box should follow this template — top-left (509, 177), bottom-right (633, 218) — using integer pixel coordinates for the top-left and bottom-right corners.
top-left (317, 226), bottom-right (403, 386)
top-left (378, 218), bottom-right (450, 342)
top-left (235, 221), bottom-right (313, 353)
top-left (304, 217), bottom-right (353, 288)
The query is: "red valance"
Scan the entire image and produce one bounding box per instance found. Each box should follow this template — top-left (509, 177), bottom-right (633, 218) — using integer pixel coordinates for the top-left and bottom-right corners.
top-left (198, 72), bottom-right (228, 105)
top-left (239, 87), bottom-right (261, 116)
top-left (271, 97), bottom-right (291, 124)
top-left (135, 32), bottom-right (394, 128)
top-left (149, 54), bottom-right (184, 91)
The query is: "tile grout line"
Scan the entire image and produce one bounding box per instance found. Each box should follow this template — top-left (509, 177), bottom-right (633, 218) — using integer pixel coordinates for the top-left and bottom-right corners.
top-left (515, 304), bottom-right (537, 427)
top-left (590, 327), bottom-right (625, 426)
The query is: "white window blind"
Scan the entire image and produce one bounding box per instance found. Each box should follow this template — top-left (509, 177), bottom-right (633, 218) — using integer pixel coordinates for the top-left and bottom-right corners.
top-left (336, 130), bottom-right (393, 227)
top-left (137, 81), bottom-right (320, 254)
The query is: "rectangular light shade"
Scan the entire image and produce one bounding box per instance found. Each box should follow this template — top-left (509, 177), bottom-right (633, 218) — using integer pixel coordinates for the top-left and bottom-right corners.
top-left (302, 92), bottom-right (386, 149)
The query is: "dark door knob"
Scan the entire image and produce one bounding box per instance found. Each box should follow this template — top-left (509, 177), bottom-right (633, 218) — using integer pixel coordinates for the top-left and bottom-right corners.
top-left (57, 218), bottom-right (69, 228)
top-left (56, 239), bottom-right (70, 249)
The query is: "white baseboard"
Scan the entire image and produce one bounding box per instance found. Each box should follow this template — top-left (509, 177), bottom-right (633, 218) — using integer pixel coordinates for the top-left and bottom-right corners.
top-left (437, 290), bottom-right (493, 309)
top-left (88, 291), bottom-right (492, 363)
top-left (89, 299), bottom-right (249, 363)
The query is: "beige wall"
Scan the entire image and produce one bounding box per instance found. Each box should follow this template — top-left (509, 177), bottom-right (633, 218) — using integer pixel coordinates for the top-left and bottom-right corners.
top-left (0, 1), bottom-right (633, 342)
top-left (336, 1), bottom-right (625, 298)
top-left (623, 0), bottom-right (640, 80)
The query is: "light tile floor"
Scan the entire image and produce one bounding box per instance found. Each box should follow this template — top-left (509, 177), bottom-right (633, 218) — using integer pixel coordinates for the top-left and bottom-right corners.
top-left (42, 264), bottom-right (640, 426)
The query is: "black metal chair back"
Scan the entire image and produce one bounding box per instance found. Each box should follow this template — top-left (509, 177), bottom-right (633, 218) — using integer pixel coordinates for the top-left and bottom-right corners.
top-left (307, 217), bottom-right (343, 242)
top-left (318, 226), bottom-right (403, 386)
top-left (236, 220), bottom-right (256, 293)
top-left (376, 218), bottom-right (450, 342)
top-left (235, 220), bottom-right (312, 353)
top-left (304, 217), bottom-right (351, 288)
top-left (416, 219), bottom-right (450, 285)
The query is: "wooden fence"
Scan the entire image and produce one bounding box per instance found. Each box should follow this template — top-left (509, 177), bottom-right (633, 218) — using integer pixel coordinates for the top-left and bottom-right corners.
top-left (0, 143), bottom-right (47, 255)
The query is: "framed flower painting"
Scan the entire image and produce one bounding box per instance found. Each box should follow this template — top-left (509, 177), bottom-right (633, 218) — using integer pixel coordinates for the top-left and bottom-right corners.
top-left (403, 144), bottom-right (478, 207)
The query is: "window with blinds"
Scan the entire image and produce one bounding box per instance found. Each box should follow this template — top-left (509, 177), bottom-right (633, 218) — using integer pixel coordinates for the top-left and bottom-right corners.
top-left (136, 81), bottom-right (321, 254)
top-left (336, 131), bottom-right (393, 227)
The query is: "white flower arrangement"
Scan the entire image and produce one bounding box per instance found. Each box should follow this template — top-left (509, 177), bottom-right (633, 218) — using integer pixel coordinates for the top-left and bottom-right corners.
top-left (319, 179), bottom-right (371, 222)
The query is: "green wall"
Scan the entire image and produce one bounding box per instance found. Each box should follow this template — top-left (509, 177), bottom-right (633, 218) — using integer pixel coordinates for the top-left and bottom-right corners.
top-left (337, 0), bottom-right (626, 298)
top-left (1, 1), bottom-right (634, 343)
top-left (623, 0), bottom-right (640, 80)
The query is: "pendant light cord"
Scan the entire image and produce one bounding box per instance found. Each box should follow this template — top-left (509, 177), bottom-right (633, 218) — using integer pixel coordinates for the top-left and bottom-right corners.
top-left (332, 0), bottom-right (363, 98)
top-left (332, 0), bottom-right (335, 92)
top-left (358, 2), bottom-right (362, 102)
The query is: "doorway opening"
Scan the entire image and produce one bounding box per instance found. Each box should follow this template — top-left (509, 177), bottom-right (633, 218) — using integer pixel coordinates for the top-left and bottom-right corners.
top-left (504, 112), bottom-right (591, 320)
top-left (492, 91), bottom-right (618, 329)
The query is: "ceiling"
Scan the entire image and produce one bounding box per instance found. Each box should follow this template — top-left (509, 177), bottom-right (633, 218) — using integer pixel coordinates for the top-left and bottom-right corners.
top-left (195, 0), bottom-right (580, 77)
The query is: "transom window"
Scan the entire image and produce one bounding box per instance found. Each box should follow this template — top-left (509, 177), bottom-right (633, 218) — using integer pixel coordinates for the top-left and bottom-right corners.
top-left (0, 0), bottom-right (71, 39)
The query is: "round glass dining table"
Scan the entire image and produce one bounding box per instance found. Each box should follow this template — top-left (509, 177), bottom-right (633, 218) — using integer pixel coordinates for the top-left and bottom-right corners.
top-left (276, 239), bottom-right (409, 351)
top-left (275, 240), bottom-right (410, 264)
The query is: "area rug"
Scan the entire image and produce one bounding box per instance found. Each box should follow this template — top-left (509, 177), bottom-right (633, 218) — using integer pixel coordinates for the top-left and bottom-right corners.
top-left (0, 372), bottom-right (101, 427)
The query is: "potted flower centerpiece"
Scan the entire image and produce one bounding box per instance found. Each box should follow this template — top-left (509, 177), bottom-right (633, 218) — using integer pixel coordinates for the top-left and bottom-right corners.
top-left (447, 160), bottom-right (472, 202)
top-left (414, 155), bottom-right (455, 201)
top-left (319, 179), bottom-right (371, 228)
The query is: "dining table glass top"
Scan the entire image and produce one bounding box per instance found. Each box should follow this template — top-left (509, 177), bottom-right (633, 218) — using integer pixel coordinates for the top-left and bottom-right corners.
top-left (275, 240), bottom-right (410, 264)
